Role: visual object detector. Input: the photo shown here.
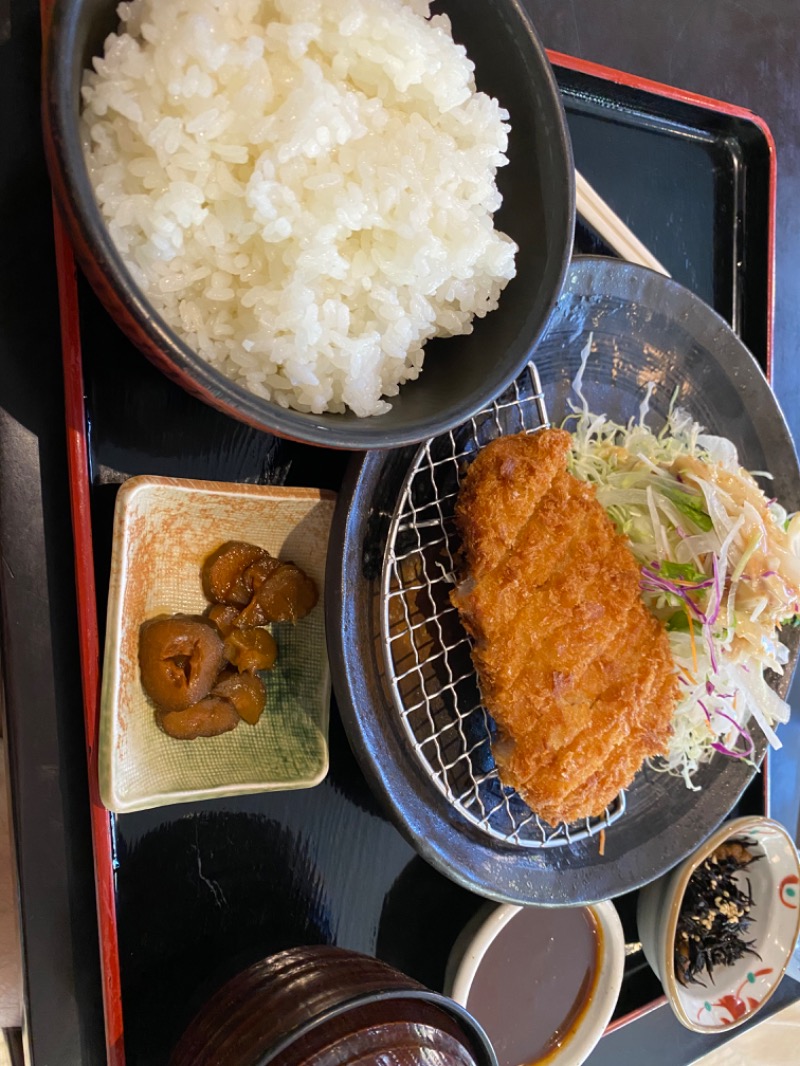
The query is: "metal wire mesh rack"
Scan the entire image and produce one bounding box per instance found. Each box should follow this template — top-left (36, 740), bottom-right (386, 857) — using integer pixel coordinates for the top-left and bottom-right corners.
top-left (380, 364), bottom-right (626, 848)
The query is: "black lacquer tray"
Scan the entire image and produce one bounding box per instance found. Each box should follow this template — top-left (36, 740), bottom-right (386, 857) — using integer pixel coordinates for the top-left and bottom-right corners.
top-left (327, 256), bottom-right (800, 909)
top-left (57, 59), bottom-right (775, 1065)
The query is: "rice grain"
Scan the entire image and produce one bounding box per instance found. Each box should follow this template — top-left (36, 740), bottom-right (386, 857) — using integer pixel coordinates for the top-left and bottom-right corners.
top-left (81, 0), bottom-right (518, 416)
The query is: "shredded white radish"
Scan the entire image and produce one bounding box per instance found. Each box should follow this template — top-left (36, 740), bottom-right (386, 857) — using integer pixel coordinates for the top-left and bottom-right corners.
top-left (563, 345), bottom-right (800, 783)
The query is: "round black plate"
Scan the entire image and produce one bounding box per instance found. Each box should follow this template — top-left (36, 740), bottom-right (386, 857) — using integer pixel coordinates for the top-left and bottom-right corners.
top-left (325, 257), bottom-right (800, 905)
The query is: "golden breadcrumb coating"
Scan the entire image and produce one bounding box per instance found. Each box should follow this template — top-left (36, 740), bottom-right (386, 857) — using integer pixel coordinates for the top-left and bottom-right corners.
top-left (452, 428), bottom-right (677, 825)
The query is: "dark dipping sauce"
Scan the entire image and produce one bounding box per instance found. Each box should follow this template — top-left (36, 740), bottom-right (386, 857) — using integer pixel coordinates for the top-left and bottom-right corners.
top-left (465, 907), bottom-right (601, 1066)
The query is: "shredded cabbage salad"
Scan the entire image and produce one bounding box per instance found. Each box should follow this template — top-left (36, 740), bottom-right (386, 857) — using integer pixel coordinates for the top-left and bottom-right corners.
top-left (564, 340), bottom-right (800, 788)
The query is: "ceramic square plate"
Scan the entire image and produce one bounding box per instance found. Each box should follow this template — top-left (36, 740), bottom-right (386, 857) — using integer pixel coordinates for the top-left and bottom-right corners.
top-left (99, 476), bottom-right (335, 813)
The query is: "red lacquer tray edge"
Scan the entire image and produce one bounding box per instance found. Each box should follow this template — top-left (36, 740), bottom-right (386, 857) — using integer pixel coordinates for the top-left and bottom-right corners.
top-left (52, 212), bottom-right (127, 1066)
top-left (45, 38), bottom-right (777, 1064)
top-left (548, 49), bottom-right (777, 379)
top-left (41, 0), bottom-right (125, 1059)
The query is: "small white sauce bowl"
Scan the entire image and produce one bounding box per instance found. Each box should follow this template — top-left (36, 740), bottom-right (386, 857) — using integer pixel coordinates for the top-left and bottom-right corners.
top-left (637, 815), bottom-right (800, 1034)
top-left (444, 900), bottom-right (625, 1066)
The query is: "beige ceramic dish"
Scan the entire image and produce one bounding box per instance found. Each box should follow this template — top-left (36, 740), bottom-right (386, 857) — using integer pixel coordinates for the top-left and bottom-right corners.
top-left (444, 901), bottom-right (625, 1066)
top-left (637, 815), bottom-right (800, 1034)
top-left (99, 476), bottom-right (335, 813)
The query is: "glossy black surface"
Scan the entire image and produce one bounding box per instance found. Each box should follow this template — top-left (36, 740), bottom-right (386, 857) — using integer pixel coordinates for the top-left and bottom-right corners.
top-left (535, 5), bottom-right (800, 1062)
top-left (4, 3), bottom-right (800, 1065)
top-left (43, 0), bottom-right (575, 449)
top-left (558, 67), bottom-right (772, 363)
top-left (0, 2), bottom-right (105, 1064)
top-left (327, 257), bottom-right (798, 907)
top-left (76, 79), bottom-right (777, 1053)
top-left (168, 946), bottom-right (498, 1066)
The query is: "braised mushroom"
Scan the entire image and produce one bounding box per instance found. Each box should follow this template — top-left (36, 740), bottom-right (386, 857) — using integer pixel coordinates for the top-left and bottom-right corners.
top-left (204, 603), bottom-right (242, 638)
top-left (212, 669), bottom-right (267, 725)
top-left (139, 616), bottom-right (224, 712)
top-left (158, 697), bottom-right (240, 740)
top-left (237, 563), bottom-right (319, 626)
top-left (223, 628), bottom-right (278, 673)
top-left (201, 541), bottom-right (272, 606)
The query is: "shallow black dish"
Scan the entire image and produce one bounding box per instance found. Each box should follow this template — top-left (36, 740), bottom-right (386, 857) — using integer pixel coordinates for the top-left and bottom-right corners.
top-left (326, 256), bottom-right (800, 905)
top-left (42, 0), bottom-right (574, 448)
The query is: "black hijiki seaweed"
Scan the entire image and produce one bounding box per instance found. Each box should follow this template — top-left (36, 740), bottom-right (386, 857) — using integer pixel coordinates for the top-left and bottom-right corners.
top-left (675, 838), bottom-right (762, 987)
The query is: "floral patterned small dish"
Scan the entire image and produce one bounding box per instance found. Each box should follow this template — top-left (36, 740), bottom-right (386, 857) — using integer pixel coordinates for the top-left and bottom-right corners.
top-left (637, 815), bottom-right (800, 1033)
top-left (99, 476), bottom-right (335, 814)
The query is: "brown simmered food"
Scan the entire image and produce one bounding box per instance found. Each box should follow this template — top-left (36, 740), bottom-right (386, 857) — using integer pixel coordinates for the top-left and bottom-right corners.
top-left (237, 563), bottom-right (319, 625)
top-left (204, 603), bottom-right (242, 638)
top-left (246, 555), bottom-right (287, 592)
top-left (202, 541), bottom-right (318, 626)
top-left (675, 838), bottom-right (761, 986)
top-left (201, 541), bottom-right (273, 606)
top-left (139, 617), bottom-right (224, 713)
top-left (158, 697), bottom-right (241, 740)
top-left (212, 670), bottom-right (267, 725)
top-left (141, 540), bottom-right (317, 741)
top-left (223, 629), bottom-right (278, 673)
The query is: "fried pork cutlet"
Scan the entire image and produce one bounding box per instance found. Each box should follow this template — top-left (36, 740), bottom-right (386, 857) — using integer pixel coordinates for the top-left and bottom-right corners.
top-left (451, 428), bottom-right (677, 826)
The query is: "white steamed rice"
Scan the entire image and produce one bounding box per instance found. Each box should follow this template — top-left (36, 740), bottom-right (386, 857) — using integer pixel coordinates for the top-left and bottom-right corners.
top-left (80, 0), bottom-right (518, 417)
